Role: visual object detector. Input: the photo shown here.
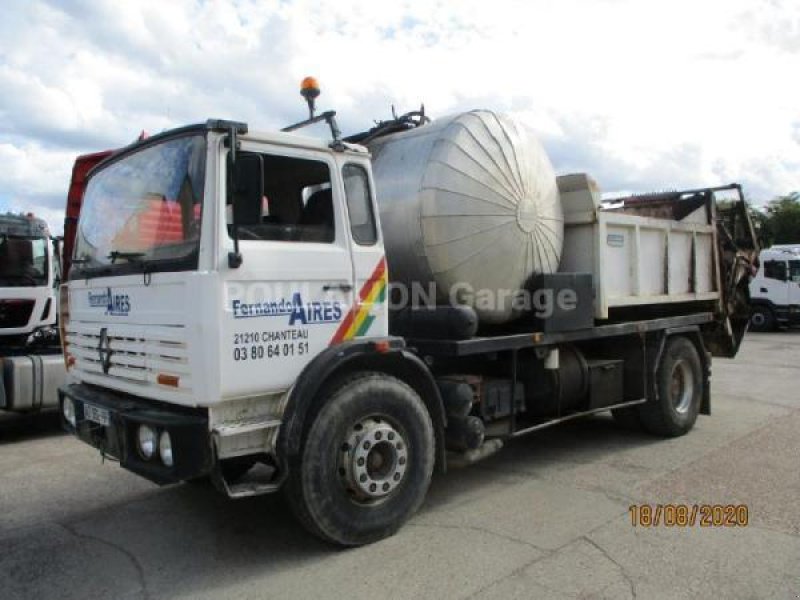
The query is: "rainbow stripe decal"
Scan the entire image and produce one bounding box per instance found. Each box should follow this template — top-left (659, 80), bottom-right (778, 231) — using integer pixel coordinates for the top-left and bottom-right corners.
top-left (330, 257), bottom-right (387, 344)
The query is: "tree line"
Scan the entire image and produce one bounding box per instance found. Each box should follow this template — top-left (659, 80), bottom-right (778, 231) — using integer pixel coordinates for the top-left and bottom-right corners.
top-left (750, 192), bottom-right (800, 248)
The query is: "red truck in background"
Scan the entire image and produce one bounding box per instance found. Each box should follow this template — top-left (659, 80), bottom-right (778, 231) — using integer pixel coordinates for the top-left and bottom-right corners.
top-left (63, 150), bottom-right (114, 280)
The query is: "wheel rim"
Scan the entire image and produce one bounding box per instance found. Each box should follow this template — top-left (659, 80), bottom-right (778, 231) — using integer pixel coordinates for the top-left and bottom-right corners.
top-left (670, 359), bottom-right (694, 414)
top-left (339, 416), bottom-right (409, 504)
top-left (751, 312), bottom-right (766, 327)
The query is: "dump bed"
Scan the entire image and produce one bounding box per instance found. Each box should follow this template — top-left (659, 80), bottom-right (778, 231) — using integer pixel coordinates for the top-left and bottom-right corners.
top-left (556, 176), bottom-right (757, 356)
top-left (560, 175), bottom-right (720, 318)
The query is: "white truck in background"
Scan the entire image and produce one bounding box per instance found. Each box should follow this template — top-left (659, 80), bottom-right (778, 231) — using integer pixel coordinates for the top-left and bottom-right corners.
top-left (749, 246), bottom-right (800, 330)
top-left (59, 81), bottom-right (758, 545)
top-left (0, 149), bottom-right (114, 415)
top-left (0, 213), bottom-right (65, 413)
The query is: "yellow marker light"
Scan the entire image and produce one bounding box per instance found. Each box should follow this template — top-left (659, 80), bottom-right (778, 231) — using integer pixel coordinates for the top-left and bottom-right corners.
top-left (300, 76), bottom-right (321, 119)
top-left (157, 374), bottom-right (180, 387)
top-left (300, 76), bottom-right (320, 98)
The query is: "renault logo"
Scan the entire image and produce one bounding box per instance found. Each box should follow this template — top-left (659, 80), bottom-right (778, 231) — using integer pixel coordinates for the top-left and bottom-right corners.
top-left (97, 327), bottom-right (113, 374)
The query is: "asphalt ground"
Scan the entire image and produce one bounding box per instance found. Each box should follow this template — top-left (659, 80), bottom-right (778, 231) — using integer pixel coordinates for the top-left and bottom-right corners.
top-left (1, 330), bottom-right (798, 599)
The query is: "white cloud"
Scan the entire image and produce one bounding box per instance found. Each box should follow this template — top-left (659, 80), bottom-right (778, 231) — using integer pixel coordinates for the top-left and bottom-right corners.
top-left (0, 141), bottom-right (76, 237)
top-left (0, 0), bottom-right (798, 234)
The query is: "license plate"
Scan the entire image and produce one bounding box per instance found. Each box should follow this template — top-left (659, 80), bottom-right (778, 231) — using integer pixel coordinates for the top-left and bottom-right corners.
top-left (83, 403), bottom-right (110, 427)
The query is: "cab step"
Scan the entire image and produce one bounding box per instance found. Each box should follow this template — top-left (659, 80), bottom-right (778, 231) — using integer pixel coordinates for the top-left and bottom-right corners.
top-left (213, 461), bottom-right (280, 498)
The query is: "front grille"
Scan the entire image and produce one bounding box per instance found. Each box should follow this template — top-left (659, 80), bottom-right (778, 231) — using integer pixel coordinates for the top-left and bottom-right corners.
top-left (0, 299), bottom-right (35, 328)
top-left (66, 322), bottom-right (191, 391)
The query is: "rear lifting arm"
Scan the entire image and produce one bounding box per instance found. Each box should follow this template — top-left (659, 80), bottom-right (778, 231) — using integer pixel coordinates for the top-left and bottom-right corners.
top-left (277, 338), bottom-right (448, 473)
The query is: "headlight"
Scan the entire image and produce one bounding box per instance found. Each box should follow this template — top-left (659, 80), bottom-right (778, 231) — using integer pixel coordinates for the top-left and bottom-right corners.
top-left (137, 425), bottom-right (157, 460)
top-left (62, 398), bottom-right (76, 427)
top-left (159, 431), bottom-right (174, 467)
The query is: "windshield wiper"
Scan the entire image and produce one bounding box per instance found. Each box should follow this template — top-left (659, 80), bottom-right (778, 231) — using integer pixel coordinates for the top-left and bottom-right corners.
top-left (107, 250), bottom-right (146, 264)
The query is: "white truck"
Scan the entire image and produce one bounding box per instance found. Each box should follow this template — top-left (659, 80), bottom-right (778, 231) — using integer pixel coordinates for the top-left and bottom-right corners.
top-left (0, 213), bottom-right (65, 414)
top-left (748, 246), bottom-right (800, 330)
top-left (59, 83), bottom-right (758, 545)
top-left (0, 147), bottom-right (114, 416)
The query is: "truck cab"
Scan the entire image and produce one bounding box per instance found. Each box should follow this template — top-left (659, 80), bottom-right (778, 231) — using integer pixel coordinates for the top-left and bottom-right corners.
top-left (0, 214), bottom-right (58, 345)
top-left (749, 247), bottom-right (800, 330)
top-left (0, 213), bottom-right (66, 414)
top-left (61, 120), bottom-right (393, 489)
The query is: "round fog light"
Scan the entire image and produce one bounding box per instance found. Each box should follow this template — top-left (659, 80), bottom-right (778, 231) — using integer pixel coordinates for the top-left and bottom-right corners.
top-left (159, 431), bottom-right (174, 467)
top-left (137, 424), bottom-right (157, 460)
top-left (62, 398), bottom-right (76, 427)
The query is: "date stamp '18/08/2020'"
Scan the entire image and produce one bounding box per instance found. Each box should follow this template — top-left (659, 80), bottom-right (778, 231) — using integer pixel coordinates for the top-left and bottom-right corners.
top-left (629, 504), bottom-right (749, 528)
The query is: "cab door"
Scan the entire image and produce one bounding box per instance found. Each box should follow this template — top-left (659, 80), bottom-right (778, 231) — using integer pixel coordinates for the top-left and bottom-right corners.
top-left (330, 158), bottom-right (388, 344)
top-left (759, 259), bottom-right (790, 307)
top-left (788, 259), bottom-right (800, 306)
top-left (220, 143), bottom-right (355, 399)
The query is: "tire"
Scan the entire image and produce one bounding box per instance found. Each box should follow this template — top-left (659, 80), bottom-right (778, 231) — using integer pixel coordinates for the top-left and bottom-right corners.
top-left (749, 306), bottom-right (775, 332)
top-left (639, 336), bottom-right (703, 437)
top-left (286, 372), bottom-right (435, 546)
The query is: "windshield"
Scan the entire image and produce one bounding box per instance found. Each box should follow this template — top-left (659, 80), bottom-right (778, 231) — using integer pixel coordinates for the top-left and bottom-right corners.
top-left (73, 134), bottom-right (206, 277)
top-left (0, 236), bottom-right (48, 286)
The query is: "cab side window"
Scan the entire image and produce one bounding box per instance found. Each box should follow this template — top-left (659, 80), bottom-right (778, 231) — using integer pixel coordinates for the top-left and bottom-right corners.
top-left (229, 152), bottom-right (335, 243)
top-left (763, 260), bottom-right (787, 281)
top-left (343, 164), bottom-right (377, 245)
top-left (789, 260), bottom-right (800, 283)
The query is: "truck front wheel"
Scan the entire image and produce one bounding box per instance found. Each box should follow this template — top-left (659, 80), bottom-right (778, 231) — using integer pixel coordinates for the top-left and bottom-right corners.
top-left (286, 372), bottom-right (435, 546)
top-left (749, 306), bottom-right (775, 332)
top-left (639, 336), bottom-right (703, 437)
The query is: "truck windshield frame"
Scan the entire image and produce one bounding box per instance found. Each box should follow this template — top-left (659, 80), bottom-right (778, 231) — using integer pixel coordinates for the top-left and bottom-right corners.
top-left (0, 235), bottom-right (49, 287)
top-left (71, 133), bottom-right (207, 280)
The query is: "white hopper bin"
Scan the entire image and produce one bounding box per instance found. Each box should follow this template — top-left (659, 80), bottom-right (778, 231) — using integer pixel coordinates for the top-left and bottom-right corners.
top-left (558, 174), bottom-right (721, 320)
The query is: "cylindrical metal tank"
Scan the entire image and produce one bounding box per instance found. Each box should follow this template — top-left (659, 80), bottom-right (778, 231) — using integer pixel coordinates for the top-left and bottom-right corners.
top-left (367, 110), bottom-right (563, 324)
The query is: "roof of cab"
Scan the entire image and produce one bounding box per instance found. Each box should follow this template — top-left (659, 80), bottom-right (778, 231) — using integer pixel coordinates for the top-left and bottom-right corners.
top-left (241, 128), bottom-right (369, 155)
top-left (100, 119), bottom-right (369, 166)
top-left (0, 213), bottom-right (50, 237)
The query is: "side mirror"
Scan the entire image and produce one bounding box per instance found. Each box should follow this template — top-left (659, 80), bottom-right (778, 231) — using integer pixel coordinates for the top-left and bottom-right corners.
top-left (231, 153), bottom-right (264, 226)
top-left (227, 152), bottom-right (263, 268)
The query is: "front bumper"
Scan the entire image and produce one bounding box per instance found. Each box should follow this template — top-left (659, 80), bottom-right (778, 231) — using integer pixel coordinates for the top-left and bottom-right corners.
top-left (776, 305), bottom-right (800, 325)
top-left (59, 383), bottom-right (212, 484)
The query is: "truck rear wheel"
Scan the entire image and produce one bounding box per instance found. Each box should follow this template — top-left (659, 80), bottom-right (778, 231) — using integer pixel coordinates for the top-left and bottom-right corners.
top-left (639, 336), bottom-right (703, 437)
top-left (286, 372), bottom-right (435, 546)
top-left (749, 306), bottom-right (775, 332)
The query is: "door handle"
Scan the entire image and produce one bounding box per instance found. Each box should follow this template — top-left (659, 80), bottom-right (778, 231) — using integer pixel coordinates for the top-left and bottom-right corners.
top-left (323, 283), bottom-right (353, 292)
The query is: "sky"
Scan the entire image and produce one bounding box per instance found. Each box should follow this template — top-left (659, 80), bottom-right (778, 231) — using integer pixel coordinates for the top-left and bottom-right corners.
top-left (0, 0), bottom-right (798, 234)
